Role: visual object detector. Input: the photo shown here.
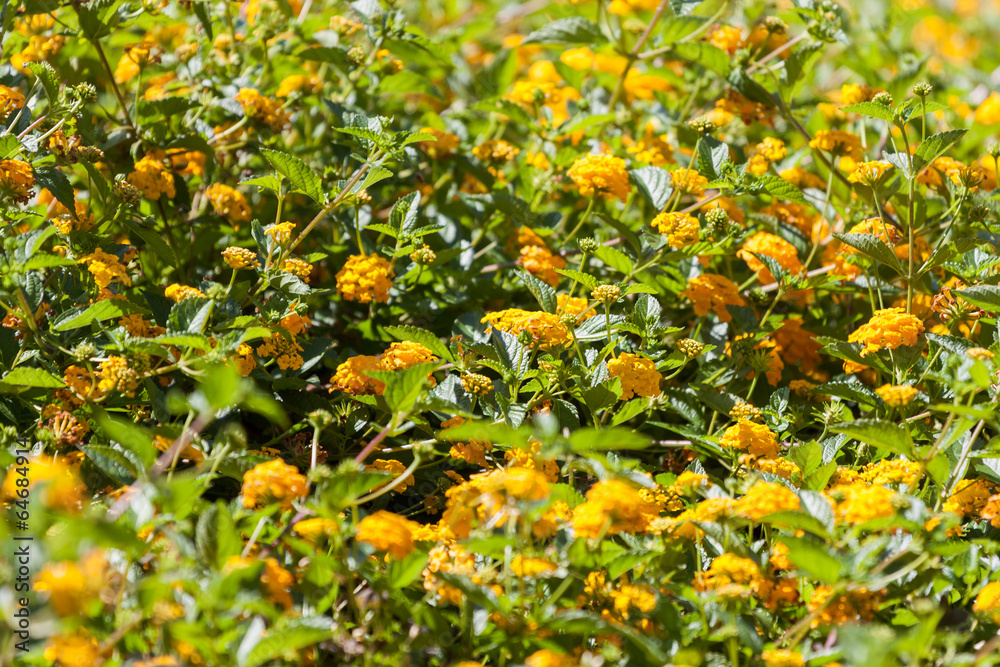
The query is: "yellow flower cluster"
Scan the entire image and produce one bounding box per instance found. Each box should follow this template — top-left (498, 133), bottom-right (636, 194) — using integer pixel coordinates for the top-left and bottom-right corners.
top-left (222, 247), bottom-right (260, 269)
top-left (651, 211), bottom-right (700, 247)
top-left (481, 308), bottom-right (571, 349)
top-left (331, 342), bottom-right (439, 395)
top-left (97, 356), bottom-right (140, 396)
top-left (80, 250), bottom-right (131, 289)
top-left (356, 510), bottom-right (421, 559)
top-left (0, 158), bottom-right (34, 204)
top-left (256, 329), bottom-right (304, 370)
top-left (367, 459), bottom-right (414, 492)
top-left (720, 420), bottom-right (780, 458)
top-left (694, 553), bottom-right (761, 596)
top-left (241, 458), bottom-right (309, 510)
top-left (848, 308), bottom-right (925, 356)
top-left (606, 353), bottom-right (662, 400)
top-left (974, 581), bottom-right (1000, 623)
top-left (875, 384), bottom-right (919, 407)
top-left (571, 480), bottom-right (659, 538)
top-left (128, 155), bottom-right (176, 200)
top-left (276, 73), bottom-right (322, 98)
top-left (861, 458), bottom-right (921, 486)
top-left (235, 87), bottom-right (290, 132)
top-left (519, 245), bottom-right (566, 286)
top-left (164, 284), bottom-right (205, 301)
top-left (335, 254), bottom-right (395, 303)
top-left (736, 481), bottom-right (800, 519)
top-left (832, 482), bottom-right (895, 525)
top-left (567, 154), bottom-right (630, 201)
top-left (205, 184), bottom-right (251, 224)
top-left (681, 273), bottom-right (746, 322)
top-left (670, 168), bottom-right (709, 195)
top-left (848, 160), bottom-right (893, 185)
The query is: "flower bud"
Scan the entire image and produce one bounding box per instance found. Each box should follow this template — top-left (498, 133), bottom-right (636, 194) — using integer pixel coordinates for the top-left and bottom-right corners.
top-left (461, 373), bottom-right (493, 396)
top-left (578, 237), bottom-right (599, 253)
top-left (872, 91), bottom-right (893, 107)
top-left (911, 81), bottom-right (933, 98)
top-left (591, 284), bottom-right (621, 304)
top-left (676, 338), bottom-right (704, 358)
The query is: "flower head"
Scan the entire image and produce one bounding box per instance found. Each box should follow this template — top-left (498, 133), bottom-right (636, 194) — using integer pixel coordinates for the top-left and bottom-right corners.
top-left (241, 459), bottom-right (308, 509)
top-left (651, 211), bottom-right (700, 247)
top-left (681, 273), bottom-right (746, 321)
top-left (567, 154), bottom-right (630, 200)
top-left (848, 308), bottom-right (924, 356)
top-left (606, 353), bottom-right (662, 400)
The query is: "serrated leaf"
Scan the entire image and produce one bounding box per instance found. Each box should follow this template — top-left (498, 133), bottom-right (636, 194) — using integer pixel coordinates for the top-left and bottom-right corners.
top-left (521, 17), bottom-right (605, 45)
top-left (697, 136), bottom-right (731, 180)
top-left (124, 219), bottom-right (177, 266)
top-left (812, 377), bottom-right (881, 407)
top-left (841, 101), bottom-right (895, 122)
top-left (240, 174), bottom-right (284, 192)
top-left (955, 285), bottom-right (1000, 312)
top-left (26, 62), bottom-right (59, 104)
top-left (556, 268), bottom-right (600, 291)
top-left (32, 166), bottom-right (75, 214)
top-left (516, 269), bottom-right (558, 313)
top-left (831, 419), bottom-right (914, 457)
top-left (52, 299), bottom-right (149, 331)
top-left (913, 129), bottom-right (967, 171)
top-left (594, 245), bottom-right (633, 274)
top-left (630, 166), bottom-right (672, 209)
top-left (2, 367), bottom-right (64, 388)
top-left (260, 148), bottom-right (325, 203)
top-left (834, 232), bottom-right (902, 272)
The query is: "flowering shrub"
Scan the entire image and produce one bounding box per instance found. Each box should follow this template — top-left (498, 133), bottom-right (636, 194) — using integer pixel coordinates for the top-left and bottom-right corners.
top-left (5, 0), bottom-right (1000, 666)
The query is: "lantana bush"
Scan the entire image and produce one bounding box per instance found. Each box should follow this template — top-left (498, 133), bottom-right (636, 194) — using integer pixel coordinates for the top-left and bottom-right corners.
top-left (5, 0), bottom-right (1000, 666)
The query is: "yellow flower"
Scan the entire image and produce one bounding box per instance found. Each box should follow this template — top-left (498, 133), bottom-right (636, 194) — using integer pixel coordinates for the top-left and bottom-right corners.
top-left (235, 87), bottom-right (290, 132)
top-left (519, 244), bottom-right (566, 286)
top-left (606, 353), bottom-right (662, 400)
top-left (571, 479), bottom-right (659, 537)
top-left (875, 384), bottom-right (919, 407)
top-left (331, 354), bottom-right (385, 395)
top-left (848, 308), bottom-right (924, 356)
top-left (809, 129), bottom-right (864, 159)
top-left (809, 585), bottom-right (883, 627)
top-left (336, 254), bottom-right (395, 303)
top-left (720, 420), bottom-right (780, 458)
top-left (367, 459), bottom-right (414, 491)
top-left (651, 211), bottom-right (700, 247)
top-left (510, 555), bottom-right (557, 577)
top-left (164, 284), bottom-right (205, 301)
top-left (694, 553), bottom-right (761, 595)
top-left (0, 84), bottom-right (25, 117)
top-left (205, 184), bottom-right (251, 224)
top-left (128, 154), bottom-right (176, 200)
top-left (762, 649), bottom-right (805, 667)
top-left (860, 458), bottom-right (921, 486)
top-left (418, 127), bottom-right (460, 158)
top-left (610, 583), bottom-right (657, 618)
top-left (472, 139), bottom-right (520, 163)
top-left (356, 510), bottom-right (421, 559)
top-left (848, 160), bottom-right (893, 185)
top-left (44, 629), bottom-right (104, 667)
top-left (293, 517), bottom-right (339, 543)
top-left (222, 247), bottom-right (260, 270)
top-left (279, 257), bottom-right (313, 281)
top-left (736, 481), bottom-right (801, 519)
top-left (943, 478), bottom-right (993, 517)
top-left (256, 329), bottom-right (304, 370)
top-left (567, 154), bottom-right (630, 200)
top-left (708, 24), bottom-right (743, 54)
top-left (974, 581), bottom-right (1000, 622)
top-left (241, 459), bottom-right (309, 509)
top-left (265, 221), bottom-right (295, 245)
top-left (670, 167), bottom-right (709, 195)
top-left (0, 159), bottom-right (35, 204)
top-left (481, 308), bottom-right (571, 349)
top-left (97, 356), bottom-right (139, 396)
top-left (525, 649), bottom-right (579, 667)
top-left (276, 73), bottom-right (322, 97)
top-left (833, 482), bottom-right (895, 524)
top-left (1, 457), bottom-right (86, 512)
top-left (738, 231), bottom-right (804, 283)
top-left (80, 249), bottom-right (131, 289)
top-left (34, 555), bottom-right (107, 616)
top-left (681, 273), bottom-right (746, 322)
top-left (754, 457), bottom-right (801, 480)
top-left (780, 166), bottom-right (826, 189)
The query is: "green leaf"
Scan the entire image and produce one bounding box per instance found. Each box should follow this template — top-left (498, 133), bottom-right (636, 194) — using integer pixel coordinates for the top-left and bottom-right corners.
top-left (697, 136), bottom-right (731, 180)
top-left (516, 269), bottom-right (557, 313)
top-left (22, 254), bottom-right (76, 270)
top-left (913, 129), bottom-right (967, 170)
top-left (240, 174), bottom-right (284, 193)
top-left (568, 426), bottom-right (650, 452)
top-left (26, 62), bottom-right (59, 104)
top-left (244, 617), bottom-right (333, 667)
top-left (2, 367), bottom-right (64, 388)
top-left (556, 268), bottom-right (600, 291)
top-left (383, 325), bottom-right (453, 361)
top-left (32, 165), bottom-right (76, 214)
top-left (955, 285), bottom-right (1000, 311)
top-left (756, 174), bottom-right (806, 203)
top-left (629, 166), bottom-right (672, 209)
top-left (841, 101), bottom-right (895, 122)
top-left (124, 219), bottom-right (177, 266)
top-left (671, 41), bottom-right (731, 75)
top-left (366, 363), bottom-right (439, 414)
top-left (779, 536), bottom-right (842, 583)
top-left (521, 17), bottom-right (606, 45)
top-left (52, 299), bottom-right (149, 332)
top-left (388, 191), bottom-right (420, 234)
top-left (387, 551), bottom-right (428, 589)
top-left (260, 148), bottom-right (325, 203)
top-left (196, 501), bottom-right (241, 570)
top-left (831, 419), bottom-right (914, 457)
top-left (594, 245), bottom-right (633, 275)
top-left (812, 377), bottom-right (881, 407)
top-left (834, 232), bottom-right (902, 272)
top-left (94, 410), bottom-right (157, 468)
